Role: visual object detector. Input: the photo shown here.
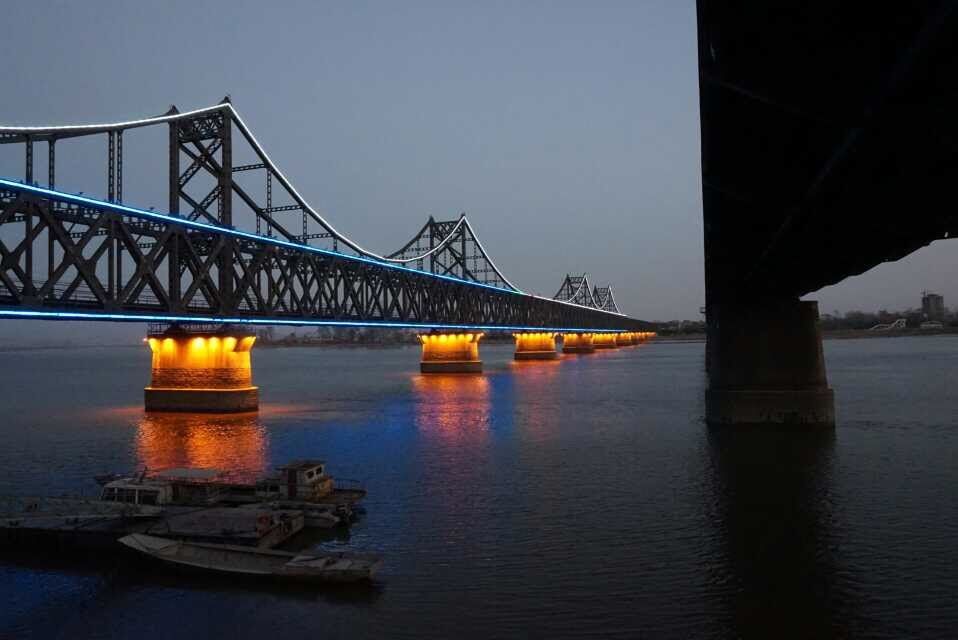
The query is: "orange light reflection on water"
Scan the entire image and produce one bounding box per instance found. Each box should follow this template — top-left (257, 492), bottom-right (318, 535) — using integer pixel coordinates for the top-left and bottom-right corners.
top-left (135, 411), bottom-right (268, 480)
top-left (411, 374), bottom-right (491, 442)
top-left (511, 359), bottom-right (562, 440)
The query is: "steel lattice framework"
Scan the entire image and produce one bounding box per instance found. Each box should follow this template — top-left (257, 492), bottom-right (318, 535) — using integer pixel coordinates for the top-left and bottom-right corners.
top-left (387, 215), bottom-right (517, 291)
top-left (0, 101), bottom-right (650, 332)
top-left (591, 286), bottom-right (620, 313)
top-left (552, 273), bottom-right (622, 314)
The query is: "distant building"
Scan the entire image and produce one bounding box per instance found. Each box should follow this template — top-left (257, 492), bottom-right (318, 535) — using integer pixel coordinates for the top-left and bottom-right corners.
top-left (921, 291), bottom-right (945, 321)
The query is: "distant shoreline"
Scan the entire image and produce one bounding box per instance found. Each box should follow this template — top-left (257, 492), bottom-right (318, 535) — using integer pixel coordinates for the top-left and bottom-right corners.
top-left (4, 329), bottom-right (956, 352)
top-left (823, 328), bottom-right (958, 340)
top-left (654, 329), bottom-right (958, 344)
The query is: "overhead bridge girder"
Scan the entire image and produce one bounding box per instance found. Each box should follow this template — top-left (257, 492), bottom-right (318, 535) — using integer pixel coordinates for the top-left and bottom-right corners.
top-left (0, 185), bottom-right (650, 332)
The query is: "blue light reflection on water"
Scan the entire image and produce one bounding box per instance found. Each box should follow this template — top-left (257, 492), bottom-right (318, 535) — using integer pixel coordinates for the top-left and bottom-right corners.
top-left (0, 338), bottom-right (956, 638)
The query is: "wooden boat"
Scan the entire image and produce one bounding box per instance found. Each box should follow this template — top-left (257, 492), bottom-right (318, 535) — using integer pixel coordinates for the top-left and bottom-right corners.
top-left (96, 461), bottom-right (366, 508)
top-left (239, 500), bottom-right (356, 529)
top-left (118, 533), bottom-right (382, 583)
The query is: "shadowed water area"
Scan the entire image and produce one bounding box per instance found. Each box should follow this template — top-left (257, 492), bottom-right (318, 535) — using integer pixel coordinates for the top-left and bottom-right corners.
top-left (0, 337), bottom-right (956, 638)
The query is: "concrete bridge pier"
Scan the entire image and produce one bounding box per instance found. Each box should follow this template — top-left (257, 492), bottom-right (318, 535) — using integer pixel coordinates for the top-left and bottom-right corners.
top-left (705, 299), bottom-right (834, 427)
top-left (592, 333), bottom-right (619, 349)
top-left (513, 332), bottom-right (559, 360)
top-left (615, 332), bottom-right (636, 347)
top-left (144, 325), bottom-right (259, 412)
top-left (419, 332), bottom-right (483, 373)
top-left (562, 332), bottom-right (595, 354)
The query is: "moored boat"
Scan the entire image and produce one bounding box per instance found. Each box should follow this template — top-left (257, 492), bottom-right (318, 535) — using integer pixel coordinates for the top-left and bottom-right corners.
top-left (240, 500), bottom-right (347, 529)
top-left (96, 460), bottom-right (366, 509)
top-left (118, 533), bottom-right (382, 583)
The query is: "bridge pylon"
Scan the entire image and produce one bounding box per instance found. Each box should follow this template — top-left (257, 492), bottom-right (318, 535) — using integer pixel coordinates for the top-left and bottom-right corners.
top-left (418, 332), bottom-right (483, 374)
top-left (614, 332), bottom-right (635, 346)
top-left (144, 323), bottom-right (259, 412)
top-left (513, 332), bottom-right (559, 360)
top-left (561, 333), bottom-right (595, 354)
top-left (593, 333), bottom-right (619, 349)
top-left (705, 300), bottom-right (834, 427)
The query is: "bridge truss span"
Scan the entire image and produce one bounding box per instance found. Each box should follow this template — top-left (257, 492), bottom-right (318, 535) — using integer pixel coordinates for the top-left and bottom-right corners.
top-left (0, 99), bottom-right (521, 291)
top-left (386, 215), bottom-right (518, 291)
top-left (0, 181), bottom-right (650, 332)
top-left (0, 100), bottom-right (650, 332)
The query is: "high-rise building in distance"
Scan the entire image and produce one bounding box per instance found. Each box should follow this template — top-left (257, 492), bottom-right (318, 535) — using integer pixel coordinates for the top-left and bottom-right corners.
top-left (921, 291), bottom-right (945, 321)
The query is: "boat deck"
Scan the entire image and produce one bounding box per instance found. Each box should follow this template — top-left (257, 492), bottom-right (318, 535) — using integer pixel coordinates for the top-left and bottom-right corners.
top-left (0, 502), bottom-right (304, 550)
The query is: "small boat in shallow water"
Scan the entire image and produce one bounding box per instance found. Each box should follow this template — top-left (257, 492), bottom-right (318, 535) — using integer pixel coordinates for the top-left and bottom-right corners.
top-left (118, 533), bottom-right (381, 583)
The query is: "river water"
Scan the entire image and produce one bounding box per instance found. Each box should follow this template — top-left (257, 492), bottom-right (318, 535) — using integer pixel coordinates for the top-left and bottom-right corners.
top-left (0, 336), bottom-right (956, 638)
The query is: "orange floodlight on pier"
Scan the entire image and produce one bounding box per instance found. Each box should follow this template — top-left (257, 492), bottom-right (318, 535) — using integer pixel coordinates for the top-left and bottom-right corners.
top-left (418, 332), bottom-right (484, 373)
top-left (592, 333), bottom-right (618, 349)
top-left (615, 332), bottom-right (635, 346)
top-left (145, 326), bottom-right (259, 412)
top-left (513, 332), bottom-right (559, 360)
top-left (562, 332), bottom-right (595, 354)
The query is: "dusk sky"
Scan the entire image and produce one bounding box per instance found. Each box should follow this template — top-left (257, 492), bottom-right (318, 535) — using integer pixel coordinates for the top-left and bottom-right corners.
top-left (1, 1), bottom-right (955, 344)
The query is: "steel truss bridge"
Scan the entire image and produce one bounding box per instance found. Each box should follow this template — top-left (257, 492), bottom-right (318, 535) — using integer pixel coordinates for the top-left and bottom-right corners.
top-left (0, 100), bottom-right (650, 333)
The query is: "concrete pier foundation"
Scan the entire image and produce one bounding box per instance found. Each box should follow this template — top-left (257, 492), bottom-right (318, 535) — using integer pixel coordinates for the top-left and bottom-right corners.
top-left (419, 333), bottom-right (483, 373)
top-left (615, 332), bottom-right (636, 347)
top-left (593, 333), bottom-right (619, 349)
top-left (513, 332), bottom-right (559, 360)
top-left (144, 326), bottom-right (259, 412)
top-left (562, 332), bottom-right (595, 354)
top-left (705, 299), bottom-right (834, 427)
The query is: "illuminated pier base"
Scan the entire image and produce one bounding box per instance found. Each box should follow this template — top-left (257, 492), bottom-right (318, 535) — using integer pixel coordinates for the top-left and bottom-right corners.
top-left (706, 300), bottom-right (834, 427)
top-left (145, 328), bottom-right (259, 412)
top-left (562, 332), bottom-right (594, 354)
top-left (513, 332), bottom-right (559, 360)
top-left (615, 332), bottom-right (636, 347)
top-left (593, 333), bottom-right (619, 349)
top-left (419, 333), bottom-right (483, 373)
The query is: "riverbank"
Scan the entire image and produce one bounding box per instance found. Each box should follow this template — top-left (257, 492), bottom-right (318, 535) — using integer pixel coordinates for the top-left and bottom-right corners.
top-left (653, 328), bottom-right (958, 344)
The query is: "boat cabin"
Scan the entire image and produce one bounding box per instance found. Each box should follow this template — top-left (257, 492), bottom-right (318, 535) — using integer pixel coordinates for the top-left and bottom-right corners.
top-left (100, 479), bottom-right (174, 506)
top-left (257, 460), bottom-right (333, 501)
top-left (100, 468), bottom-right (225, 506)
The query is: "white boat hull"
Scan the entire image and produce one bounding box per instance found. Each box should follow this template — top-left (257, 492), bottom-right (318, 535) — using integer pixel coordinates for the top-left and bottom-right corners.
top-left (119, 533), bottom-right (381, 583)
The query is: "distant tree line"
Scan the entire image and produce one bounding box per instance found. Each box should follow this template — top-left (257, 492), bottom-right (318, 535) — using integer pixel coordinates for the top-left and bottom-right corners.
top-left (655, 307), bottom-right (957, 335)
top-left (254, 326), bottom-right (518, 346)
top-left (657, 320), bottom-right (706, 336)
top-left (255, 326), bottom-right (420, 346)
top-left (819, 308), bottom-right (957, 330)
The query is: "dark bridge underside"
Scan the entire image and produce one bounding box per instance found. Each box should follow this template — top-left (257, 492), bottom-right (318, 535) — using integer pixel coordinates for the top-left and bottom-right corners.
top-left (698, 1), bottom-right (958, 305)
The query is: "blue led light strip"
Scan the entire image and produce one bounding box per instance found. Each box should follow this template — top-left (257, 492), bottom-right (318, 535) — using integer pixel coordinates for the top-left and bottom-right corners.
top-left (0, 308), bottom-right (625, 333)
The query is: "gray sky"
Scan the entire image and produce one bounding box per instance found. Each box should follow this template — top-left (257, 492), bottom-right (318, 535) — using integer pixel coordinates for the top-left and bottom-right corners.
top-left (0, 1), bottom-right (954, 344)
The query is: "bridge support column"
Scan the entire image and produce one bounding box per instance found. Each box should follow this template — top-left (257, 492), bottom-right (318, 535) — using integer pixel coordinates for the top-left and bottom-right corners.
top-left (706, 300), bottom-right (834, 427)
top-left (615, 332), bottom-right (635, 347)
top-left (144, 326), bottom-right (259, 412)
top-left (418, 332), bottom-right (483, 373)
top-left (513, 332), bottom-right (559, 360)
top-left (562, 332), bottom-right (594, 354)
top-left (593, 333), bottom-right (619, 349)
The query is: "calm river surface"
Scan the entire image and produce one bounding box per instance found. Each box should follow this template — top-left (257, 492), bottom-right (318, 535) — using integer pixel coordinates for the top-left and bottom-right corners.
top-left (0, 336), bottom-right (956, 638)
